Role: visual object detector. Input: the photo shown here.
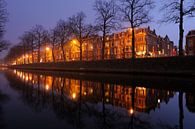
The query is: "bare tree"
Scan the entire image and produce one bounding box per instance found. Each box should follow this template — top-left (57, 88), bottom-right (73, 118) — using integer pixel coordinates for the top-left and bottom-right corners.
top-left (161, 0), bottom-right (195, 56)
top-left (94, 0), bottom-right (119, 60)
top-left (68, 12), bottom-right (97, 61)
top-left (49, 29), bottom-right (58, 62)
top-left (4, 45), bottom-right (23, 64)
top-left (120, 0), bottom-right (154, 58)
top-left (0, 0), bottom-right (9, 52)
top-left (31, 25), bottom-right (48, 63)
top-left (54, 20), bottom-right (71, 61)
top-left (0, 40), bottom-right (9, 52)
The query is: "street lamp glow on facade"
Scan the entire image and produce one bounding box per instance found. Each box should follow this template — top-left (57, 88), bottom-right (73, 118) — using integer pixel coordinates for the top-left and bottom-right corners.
top-left (72, 39), bottom-right (77, 45)
top-left (46, 47), bottom-right (50, 51)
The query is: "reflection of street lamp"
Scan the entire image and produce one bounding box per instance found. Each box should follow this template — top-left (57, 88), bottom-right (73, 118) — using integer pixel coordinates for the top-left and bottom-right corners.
top-left (45, 84), bottom-right (49, 91)
top-left (72, 93), bottom-right (76, 99)
top-left (129, 108), bottom-right (134, 115)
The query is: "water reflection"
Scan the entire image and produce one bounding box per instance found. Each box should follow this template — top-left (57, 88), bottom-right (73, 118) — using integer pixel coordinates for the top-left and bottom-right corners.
top-left (3, 70), bottom-right (195, 129)
top-left (0, 90), bottom-right (9, 128)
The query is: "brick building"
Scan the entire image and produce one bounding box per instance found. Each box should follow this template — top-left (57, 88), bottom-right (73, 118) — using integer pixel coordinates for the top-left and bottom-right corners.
top-left (186, 30), bottom-right (195, 55)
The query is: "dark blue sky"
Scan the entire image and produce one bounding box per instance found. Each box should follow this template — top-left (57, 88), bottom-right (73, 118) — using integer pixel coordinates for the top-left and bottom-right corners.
top-left (4, 0), bottom-right (195, 48)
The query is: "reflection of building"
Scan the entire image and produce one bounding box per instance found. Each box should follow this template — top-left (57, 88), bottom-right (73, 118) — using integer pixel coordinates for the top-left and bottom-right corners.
top-left (186, 30), bottom-right (195, 55)
top-left (186, 93), bottom-right (195, 113)
top-left (12, 70), bottom-right (174, 113)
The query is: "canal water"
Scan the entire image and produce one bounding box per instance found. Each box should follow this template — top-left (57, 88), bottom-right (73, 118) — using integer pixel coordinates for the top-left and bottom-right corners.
top-left (0, 68), bottom-right (194, 129)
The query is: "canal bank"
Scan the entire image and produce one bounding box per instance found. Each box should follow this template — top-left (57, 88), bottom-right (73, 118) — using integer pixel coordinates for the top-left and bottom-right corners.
top-left (9, 56), bottom-right (195, 76)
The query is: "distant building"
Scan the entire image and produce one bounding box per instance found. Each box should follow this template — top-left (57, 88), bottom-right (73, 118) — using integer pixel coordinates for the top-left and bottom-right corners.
top-left (186, 30), bottom-right (195, 55)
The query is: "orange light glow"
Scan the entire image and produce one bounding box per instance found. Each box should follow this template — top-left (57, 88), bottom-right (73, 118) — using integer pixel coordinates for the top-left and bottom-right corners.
top-left (46, 47), bottom-right (50, 51)
top-left (72, 40), bottom-right (77, 44)
top-left (129, 108), bottom-right (134, 115)
top-left (72, 93), bottom-right (76, 99)
top-left (45, 84), bottom-right (49, 90)
top-left (25, 76), bottom-right (29, 81)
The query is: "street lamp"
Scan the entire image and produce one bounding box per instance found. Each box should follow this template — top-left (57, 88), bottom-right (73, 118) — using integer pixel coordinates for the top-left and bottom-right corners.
top-left (45, 47), bottom-right (50, 62)
top-left (46, 47), bottom-right (50, 51)
top-left (72, 39), bottom-right (77, 45)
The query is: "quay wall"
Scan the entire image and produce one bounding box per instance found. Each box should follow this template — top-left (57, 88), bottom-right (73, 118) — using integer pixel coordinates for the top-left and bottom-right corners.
top-left (9, 56), bottom-right (195, 76)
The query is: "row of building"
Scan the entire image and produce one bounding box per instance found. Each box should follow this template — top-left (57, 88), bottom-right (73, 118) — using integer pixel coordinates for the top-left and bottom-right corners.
top-left (14, 26), bottom-right (178, 64)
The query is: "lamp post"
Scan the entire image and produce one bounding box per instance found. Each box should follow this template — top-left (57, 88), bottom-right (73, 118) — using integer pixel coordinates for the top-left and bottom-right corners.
top-left (45, 47), bottom-right (50, 62)
top-left (26, 54), bottom-right (29, 64)
top-left (71, 39), bottom-right (79, 61)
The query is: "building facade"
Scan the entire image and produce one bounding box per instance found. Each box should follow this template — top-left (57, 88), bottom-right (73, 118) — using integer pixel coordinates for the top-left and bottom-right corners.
top-left (12, 27), bottom-right (177, 65)
top-left (186, 30), bottom-right (195, 55)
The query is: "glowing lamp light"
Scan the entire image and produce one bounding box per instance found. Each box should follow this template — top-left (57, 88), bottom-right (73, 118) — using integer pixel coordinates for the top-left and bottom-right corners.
top-left (25, 76), bottom-right (29, 81)
top-left (129, 108), bottom-right (134, 115)
top-left (72, 40), bottom-right (77, 45)
top-left (46, 47), bottom-right (50, 51)
top-left (45, 84), bottom-right (49, 90)
top-left (84, 92), bottom-right (87, 96)
top-left (72, 93), bottom-right (76, 99)
top-left (90, 46), bottom-right (93, 50)
top-left (158, 99), bottom-right (161, 103)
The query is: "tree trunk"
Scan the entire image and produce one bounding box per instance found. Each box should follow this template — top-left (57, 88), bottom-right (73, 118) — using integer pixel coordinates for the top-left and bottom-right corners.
top-left (179, 0), bottom-right (184, 56)
top-left (52, 47), bottom-right (55, 62)
top-left (31, 48), bottom-right (34, 63)
top-left (132, 27), bottom-right (136, 59)
top-left (102, 24), bottom-right (106, 60)
top-left (79, 39), bottom-right (82, 61)
top-left (179, 92), bottom-right (184, 129)
top-left (23, 45), bottom-right (26, 64)
top-left (60, 42), bottom-right (65, 61)
top-left (38, 42), bottom-right (40, 63)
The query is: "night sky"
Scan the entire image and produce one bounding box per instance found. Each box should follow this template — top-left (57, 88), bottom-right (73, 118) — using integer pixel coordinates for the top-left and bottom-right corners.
top-left (3, 0), bottom-right (195, 57)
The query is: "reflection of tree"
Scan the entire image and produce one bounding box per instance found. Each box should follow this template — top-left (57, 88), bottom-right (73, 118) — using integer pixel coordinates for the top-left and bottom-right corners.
top-left (179, 92), bottom-right (184, 129)
top-left (0, 90), bottom-right (9, 128)
top-left (5, 70), bottom-right (176, 129)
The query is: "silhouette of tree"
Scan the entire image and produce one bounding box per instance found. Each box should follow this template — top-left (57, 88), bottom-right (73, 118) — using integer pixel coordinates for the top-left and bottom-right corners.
top-left (49, 29), bottom-right (58, 62)
top-left (120, 0), bottom-right (154, 58)
top-left (31, 25), bottom-right (48, 62)
top-left (94, 0), bottom-right (119, 60)
top-left (68, 12), bottom-right (97, 61)
top-left (161, 0), bottom-right (195, 56)
top-left (19, 32), bottom-right (35, 64)
top-left (53, 20), bottom-right (71, 61)
top-left (0, 0), bottom-right (9, 53)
